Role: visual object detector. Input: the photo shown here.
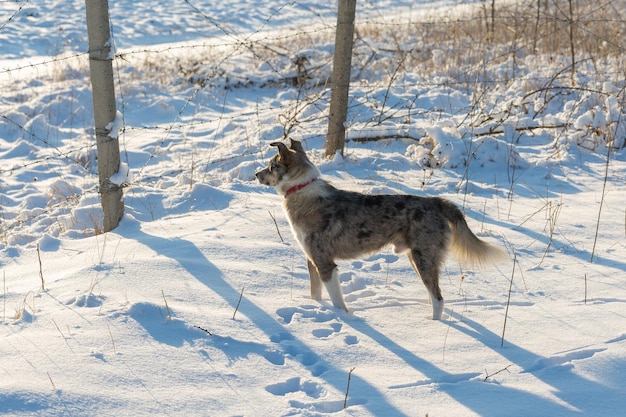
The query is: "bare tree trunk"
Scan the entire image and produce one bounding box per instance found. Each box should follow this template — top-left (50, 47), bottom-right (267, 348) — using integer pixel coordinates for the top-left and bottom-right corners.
top-left (533, 0), bottom-right (541, 53)
top-left (567, 0), bottom-right (576, 85)
top-left (491, 0), bottom-right (496, 33)
top-left (85, 0), bottom-right (124, 232)
top-left (325, 0), bottom-right (357, 158)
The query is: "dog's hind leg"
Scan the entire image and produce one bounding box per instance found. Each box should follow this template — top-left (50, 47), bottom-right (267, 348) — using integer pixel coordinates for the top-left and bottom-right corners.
top-left (307, 260), bottom-right (323, 301)
top-left (407, 250), bottom-right (444, 320)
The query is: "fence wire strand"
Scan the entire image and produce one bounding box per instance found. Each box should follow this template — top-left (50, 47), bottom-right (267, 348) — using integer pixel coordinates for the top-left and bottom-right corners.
top-left (1, 0), bottom-right (625, 242)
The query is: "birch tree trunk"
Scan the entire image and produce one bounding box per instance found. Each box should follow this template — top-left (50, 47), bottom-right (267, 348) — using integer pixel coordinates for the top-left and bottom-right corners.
top-left (85, 0), bottom-right (124, 232)
top-left (325, 0), bottom-right (357, 158)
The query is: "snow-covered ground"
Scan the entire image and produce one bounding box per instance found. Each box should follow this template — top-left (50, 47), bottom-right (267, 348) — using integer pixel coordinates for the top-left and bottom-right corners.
top-left (1, 1), bottom-right (625, 416)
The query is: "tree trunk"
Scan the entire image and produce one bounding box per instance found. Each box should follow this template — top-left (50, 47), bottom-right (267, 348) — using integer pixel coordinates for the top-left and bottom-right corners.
top-left (85, 0), bottom-right (124, 232)
top-left (325, 0), bottom-right (357, 158)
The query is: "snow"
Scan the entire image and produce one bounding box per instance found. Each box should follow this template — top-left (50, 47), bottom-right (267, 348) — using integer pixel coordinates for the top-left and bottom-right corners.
top-left (109, 161), bottom-right (131, 187)
top-left (105, 110), bottom-right (124, 140)
top-left (1, 0), bottom-right (626, 416)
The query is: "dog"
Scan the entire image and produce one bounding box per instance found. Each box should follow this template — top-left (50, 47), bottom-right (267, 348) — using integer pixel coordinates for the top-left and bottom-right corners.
top-left (255, 138), bottom-right (507, 319)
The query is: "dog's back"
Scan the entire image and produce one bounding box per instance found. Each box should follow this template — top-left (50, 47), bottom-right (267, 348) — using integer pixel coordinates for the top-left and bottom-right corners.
top-left (287, 182), bottom-right (505, 263)
top-left (286, 184), bottom-right (447, 258)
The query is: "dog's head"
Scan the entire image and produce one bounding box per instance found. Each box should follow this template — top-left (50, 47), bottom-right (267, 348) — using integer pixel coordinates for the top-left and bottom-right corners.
top-left (255, 138), bottom-right (320, 197)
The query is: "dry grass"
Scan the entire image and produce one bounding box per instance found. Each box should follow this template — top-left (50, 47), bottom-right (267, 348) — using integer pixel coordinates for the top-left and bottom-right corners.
top-left (110, 0), bottom-right (625, 105)
top-left (1, 1), bottom-right (624, 246)
top-left (354, 1), bottom-right (626, 83)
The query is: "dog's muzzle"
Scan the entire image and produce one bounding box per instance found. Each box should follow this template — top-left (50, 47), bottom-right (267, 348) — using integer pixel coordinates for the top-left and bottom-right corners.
top-left (255, 169), bottom-right (270, 186)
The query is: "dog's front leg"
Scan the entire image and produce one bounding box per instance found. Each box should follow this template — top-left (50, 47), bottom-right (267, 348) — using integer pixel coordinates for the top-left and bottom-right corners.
top-left (307, 259), bottom-right (323, 301)
top-left (317, 263), bottom-right (349, 313)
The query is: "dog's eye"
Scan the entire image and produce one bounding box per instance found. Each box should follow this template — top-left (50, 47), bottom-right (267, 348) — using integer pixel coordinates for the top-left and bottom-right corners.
top-left (271, 162), bottom-right (280, 170)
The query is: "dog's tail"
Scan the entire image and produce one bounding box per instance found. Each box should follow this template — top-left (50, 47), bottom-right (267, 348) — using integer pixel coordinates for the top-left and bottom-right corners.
top-left (440, 199), bottom-right (509, 267)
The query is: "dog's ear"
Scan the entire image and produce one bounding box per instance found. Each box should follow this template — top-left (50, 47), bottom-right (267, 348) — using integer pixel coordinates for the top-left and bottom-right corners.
top-left (270, 141), bottom-right (293, 162)
top-left (288, 138), bottom-right (305, 154)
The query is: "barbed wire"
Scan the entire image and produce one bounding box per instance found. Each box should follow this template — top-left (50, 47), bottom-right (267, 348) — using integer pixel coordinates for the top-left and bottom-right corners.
top-left (0, 0), bottom-right (29, 33)
top-left (1, 0), bottom-right (625, 243)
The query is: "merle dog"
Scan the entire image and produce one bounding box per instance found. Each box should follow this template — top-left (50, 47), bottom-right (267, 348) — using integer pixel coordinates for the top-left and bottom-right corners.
top-left (256, 139), bottom-right (507, 319)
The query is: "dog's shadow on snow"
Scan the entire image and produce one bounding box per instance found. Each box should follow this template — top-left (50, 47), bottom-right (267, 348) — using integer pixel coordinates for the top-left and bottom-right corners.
top-left (124, 218), bottom-right (410, 416)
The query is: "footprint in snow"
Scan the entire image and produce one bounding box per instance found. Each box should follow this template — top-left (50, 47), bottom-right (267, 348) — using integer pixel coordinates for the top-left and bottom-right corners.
top-left (276, 305), bottom-right (337, 324)
top-left (276, 305), bottom-right (361, 347)
top-left (265, 376), bottom-right (323, 398)
top-left (311, 322), bottom-right (342, 339)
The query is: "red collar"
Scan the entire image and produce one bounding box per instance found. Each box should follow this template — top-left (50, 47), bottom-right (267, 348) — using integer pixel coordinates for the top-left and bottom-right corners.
top-left (285, 178), bottom-right (317, 197)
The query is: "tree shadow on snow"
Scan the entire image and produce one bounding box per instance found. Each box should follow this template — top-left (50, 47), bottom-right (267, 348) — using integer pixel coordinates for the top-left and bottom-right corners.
top-left (463, 204), bottom-right (626, 272)
top-left (344, 310), bottom-right (624, 415)
top-left (446, 310), bottom-right (625, 415)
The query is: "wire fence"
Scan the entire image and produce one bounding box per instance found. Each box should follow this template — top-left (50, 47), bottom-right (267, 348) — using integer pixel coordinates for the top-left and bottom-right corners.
top-left (1, 0), bottom-right (625, 245)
